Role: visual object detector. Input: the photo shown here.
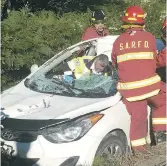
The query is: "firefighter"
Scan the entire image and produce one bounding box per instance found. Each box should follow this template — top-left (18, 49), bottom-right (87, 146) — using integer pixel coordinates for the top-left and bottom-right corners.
top-left (68, 54), bottom-right (111, 78)
top-left (81, 10), bottom-right (110, 41)
top-left (156, 17), bottom-right (166, 51)
top-left (111, 5), bottom-right (166, 154)
top-left (156, 17), bottom-right (166, 83)
top-left (156, 17), bottom-right (166, 68)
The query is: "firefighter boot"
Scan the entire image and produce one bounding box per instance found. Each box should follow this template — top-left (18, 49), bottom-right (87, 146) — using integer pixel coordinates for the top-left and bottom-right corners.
top-left (154, 131), bottom-right (166, 144)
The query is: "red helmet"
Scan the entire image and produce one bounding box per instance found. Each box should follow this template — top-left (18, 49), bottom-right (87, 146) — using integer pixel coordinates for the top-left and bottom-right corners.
top-left (162, 17), bottom-right (166, 29)
top-left (122, 5), bottom-right (146, 24)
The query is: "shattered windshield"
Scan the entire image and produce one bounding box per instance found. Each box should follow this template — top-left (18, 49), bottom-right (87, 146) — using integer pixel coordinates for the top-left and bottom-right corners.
top-left (25, 74), bottom-right (118, 98)
top-left (25, 40), bottom-right (118, 98)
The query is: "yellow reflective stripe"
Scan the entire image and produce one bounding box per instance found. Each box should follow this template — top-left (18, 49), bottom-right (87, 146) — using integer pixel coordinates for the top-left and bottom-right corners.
top-left (82, 56), bottom-right (95, 60)
top-left (117, 52), bottom-right (154, 63)
top-left (67, 61), bottom-right (75, 71)
top-left (152, 118), bottom-right (167, 124)
top-left (75, 73), bottom-right (82, 79)
top-left (74, 59), bottom-right (85, 75)
top-left (68, 58), bottom-right (85, 72)
top-left (137, 14), bottom-right (144, 18)
top-left (121, 24), bottom-right (144, 29)
top-left (131, 138), bottom-right (146, 147)
top-left (68, 56), bottom-right (93, 79)
top-left (128, 17), bottom-right (137, 21)
top-left (75, 69), bottom-right (90, 79)
top-left (104, 73), bottom-right (108, 76)
top-left (117, 75), bottom-right (161, 90)
top-left (83, 66), bottom-right (90, 74)
top-left (125, 13), bottom-right (129, 16)
top-left (127, 89), bottom-right (160, 101)
top-left (124, 14), bottom-right (144, 18)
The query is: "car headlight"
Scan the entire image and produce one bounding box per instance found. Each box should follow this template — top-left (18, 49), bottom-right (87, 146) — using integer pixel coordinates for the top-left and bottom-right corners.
top-left (42, 113), bottom-right (103, 143)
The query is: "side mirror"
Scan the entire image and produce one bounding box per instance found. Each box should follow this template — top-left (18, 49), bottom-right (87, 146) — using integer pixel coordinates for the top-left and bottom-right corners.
top-left (30, 64), bottom-right (39, 73)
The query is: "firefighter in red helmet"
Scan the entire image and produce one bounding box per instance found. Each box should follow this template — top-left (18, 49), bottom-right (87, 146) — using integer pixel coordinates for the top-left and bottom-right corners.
top-left (111, 6), bottom-right (166, 154)
top-left (81, 10), bottom-right (110, 41)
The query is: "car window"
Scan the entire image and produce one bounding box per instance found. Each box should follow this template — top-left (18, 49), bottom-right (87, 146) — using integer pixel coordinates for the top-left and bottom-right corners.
top-left (25, 40), bottom-right (118, 98)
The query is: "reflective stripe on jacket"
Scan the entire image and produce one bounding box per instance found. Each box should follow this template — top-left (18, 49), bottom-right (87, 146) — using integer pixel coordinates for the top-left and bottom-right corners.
top-left (131, 138), bottom-right (147, 147)
top-left (112, 27), bottom-right (161, 101)
top-left (152, 118), bottom-right (167, 125)
top-left (68, 56), bottom-right (95, 79)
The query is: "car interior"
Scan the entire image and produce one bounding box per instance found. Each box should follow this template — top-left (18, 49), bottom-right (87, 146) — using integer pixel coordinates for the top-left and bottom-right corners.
top-left (25, 40), bottom-right (118, 98)
top-left (45, 41), bottom-right (97, 77)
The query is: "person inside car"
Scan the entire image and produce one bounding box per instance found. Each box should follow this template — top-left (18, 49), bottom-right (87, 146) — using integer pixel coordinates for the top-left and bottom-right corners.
top-left (82, 10), bottom-right (110, 41)
top-left (67, 54), bottom-right (113, 80)
top-left (84, 54), bottom-right (113, 76)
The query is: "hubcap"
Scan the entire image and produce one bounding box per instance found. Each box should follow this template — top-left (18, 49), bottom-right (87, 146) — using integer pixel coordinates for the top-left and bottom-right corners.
top-left (101, 143), bottom-right (122, 159)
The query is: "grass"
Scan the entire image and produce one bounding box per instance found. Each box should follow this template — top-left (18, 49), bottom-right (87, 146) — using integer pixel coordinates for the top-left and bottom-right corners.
top-left (92, 143), bottom-right (166, 166)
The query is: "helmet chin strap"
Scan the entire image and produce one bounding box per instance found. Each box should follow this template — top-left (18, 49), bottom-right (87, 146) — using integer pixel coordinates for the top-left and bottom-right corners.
top-left (121, 24), bottom-right (145, 29)
top-left (96, 29), bottom-right (105, 36)
top-left (95, 26), bottom-right (105, 36)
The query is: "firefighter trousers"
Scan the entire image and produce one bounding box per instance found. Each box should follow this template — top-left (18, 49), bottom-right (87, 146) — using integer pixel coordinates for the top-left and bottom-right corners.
top-left (122, 81), bottom-right (166, 149)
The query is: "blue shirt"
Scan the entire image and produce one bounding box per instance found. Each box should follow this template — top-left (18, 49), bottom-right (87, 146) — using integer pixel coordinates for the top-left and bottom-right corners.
top-left (156, 39), bottom-right (165, 51)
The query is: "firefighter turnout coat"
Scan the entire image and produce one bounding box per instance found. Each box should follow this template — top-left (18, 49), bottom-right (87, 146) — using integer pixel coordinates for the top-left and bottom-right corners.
top-left (82, 26), bottom-right (109, 41)
top-left (112, 27), bottom-right (161, 102)
top-left (156, 47), bottom-right (166, 68)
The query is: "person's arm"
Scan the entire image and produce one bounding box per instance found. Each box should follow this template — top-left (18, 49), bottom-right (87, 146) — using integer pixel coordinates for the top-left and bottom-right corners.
top-left (81, 27), bottom-right (95, 41)
top-left (111, 44), bottom-right (119, 80)
top-left (156, 38), bottom-right (166, 51)
top-left (156, 48), bottom-right (166, 68)
top-left (111, 43), bottom-right (117, 69)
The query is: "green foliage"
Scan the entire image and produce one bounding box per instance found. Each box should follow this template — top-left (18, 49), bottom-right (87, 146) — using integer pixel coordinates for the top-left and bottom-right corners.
top-left (125, 0), bottom-right (166, 37)
top-left (1, 9), bottom-right (90, 71)
top-left (1, 0), bottom-right (166, 90)
top-left (2, 0), bottom-right (114, 13)
top-left (1, 0), bottom-right (6, 8)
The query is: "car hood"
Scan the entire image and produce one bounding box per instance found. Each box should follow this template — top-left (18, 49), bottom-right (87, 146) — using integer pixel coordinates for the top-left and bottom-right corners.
top-left (1, 82), bottom-right (122, 120)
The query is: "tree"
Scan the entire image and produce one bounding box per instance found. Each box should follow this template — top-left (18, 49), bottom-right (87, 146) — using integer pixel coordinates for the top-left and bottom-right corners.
top-left (1, 0), bottom-right (166, 90)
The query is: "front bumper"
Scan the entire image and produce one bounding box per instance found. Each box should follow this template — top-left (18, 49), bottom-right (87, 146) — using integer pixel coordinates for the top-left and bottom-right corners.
top-left (2, 156), bottom-right (79, 166)
top-left (2, 157), bottom-right (39, 166)
top-left (1, 134), bottom-right (102, 166)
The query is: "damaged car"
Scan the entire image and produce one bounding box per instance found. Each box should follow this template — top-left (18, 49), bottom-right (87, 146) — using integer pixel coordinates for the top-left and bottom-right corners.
top-left (1, 35), bottom-right (133, 166)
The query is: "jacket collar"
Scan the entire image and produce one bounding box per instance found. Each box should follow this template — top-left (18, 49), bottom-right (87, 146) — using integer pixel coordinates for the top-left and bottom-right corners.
top-left (125, 27), bottom-right (144, 33)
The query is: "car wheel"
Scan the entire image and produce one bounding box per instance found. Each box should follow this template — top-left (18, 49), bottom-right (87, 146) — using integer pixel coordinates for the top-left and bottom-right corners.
top-left (95, 134), bottom-right (126, 159)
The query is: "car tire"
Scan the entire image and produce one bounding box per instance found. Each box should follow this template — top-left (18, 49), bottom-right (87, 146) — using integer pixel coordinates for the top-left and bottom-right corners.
top-left (95, 134), bottom-right (126, 159)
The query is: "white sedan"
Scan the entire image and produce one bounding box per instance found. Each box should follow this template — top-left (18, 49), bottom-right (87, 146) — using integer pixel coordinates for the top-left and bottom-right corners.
top-left (1, 36), bottom-right (135, 166)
